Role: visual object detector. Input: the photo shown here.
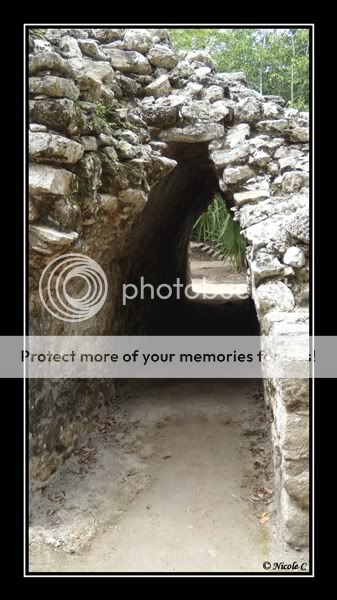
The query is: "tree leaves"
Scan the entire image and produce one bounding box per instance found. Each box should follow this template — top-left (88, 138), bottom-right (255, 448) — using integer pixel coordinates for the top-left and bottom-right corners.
top-left (169, 28), bottom-right (309, 109)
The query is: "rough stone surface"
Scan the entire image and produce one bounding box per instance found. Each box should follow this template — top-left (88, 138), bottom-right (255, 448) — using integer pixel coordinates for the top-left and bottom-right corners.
top-left (234, 189), bottom-right (270, 206)
top-left (280, 489), bottom-right (309, 547)
top-left (181, 100), bottom-right (230, 123)
top-left (29, 132), bottom-right (84, 164)
top-left (284, 209), bottom-right (309, 244)
top-left (234, 96), bottom-right (262, 123)
top-left (147, 45), bottom-right (178, 68)
top-left (29, 76), bottom-right (80, 100)
top-left (145, 74), bottom-right (171, 97)
top-left (283, 247), bottom-right (306, 269)
top-left (29, 164), bottom-right (78, 195)
top-left (225, 123), bottom-right (250, 148)
top-left (124, 29), bottom-right (153, 53)
top-left (158, 123), bottom-right (224, 143)
top-left (256, 281), bottom-right (295, 314)
top-left (223, 165), bottom-right (255, 185)
top-left (107, 49), bottom-right (152, 74)
top-left (211, 144), bottom-right (250, 169)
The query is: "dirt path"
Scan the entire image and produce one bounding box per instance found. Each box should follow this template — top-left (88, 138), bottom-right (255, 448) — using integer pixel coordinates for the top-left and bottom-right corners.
top-left (29, 379), bottom-right (306, 573)
top-left (190, 253), bottom-right (247, 298)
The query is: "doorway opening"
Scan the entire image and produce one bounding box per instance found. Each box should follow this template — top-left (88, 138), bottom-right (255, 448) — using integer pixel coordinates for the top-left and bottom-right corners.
top-left (121, 141), bottom-right (259, 336)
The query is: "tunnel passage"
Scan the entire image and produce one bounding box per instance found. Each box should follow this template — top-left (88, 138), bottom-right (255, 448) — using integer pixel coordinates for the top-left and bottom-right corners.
top-left (121, 142), bottom-right (259, 336)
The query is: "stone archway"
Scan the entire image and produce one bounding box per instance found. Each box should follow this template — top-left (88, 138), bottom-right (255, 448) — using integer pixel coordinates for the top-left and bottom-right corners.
top-left (28, 27), bottom-right (310, 551)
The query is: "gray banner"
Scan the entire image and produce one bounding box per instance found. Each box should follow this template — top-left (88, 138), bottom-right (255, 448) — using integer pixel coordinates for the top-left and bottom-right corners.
top-left (0, 334), bottom-right (330, 378)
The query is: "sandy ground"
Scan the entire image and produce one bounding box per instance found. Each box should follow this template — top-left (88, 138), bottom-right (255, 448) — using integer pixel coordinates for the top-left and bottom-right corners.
top-left (29, 379), bottom-right (308, 574)
top-left (190, 258), bottom-right (248, 297)
top-left (29, 256), bottom-right (308, 574)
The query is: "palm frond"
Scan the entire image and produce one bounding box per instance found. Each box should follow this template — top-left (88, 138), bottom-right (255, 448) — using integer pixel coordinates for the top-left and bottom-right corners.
top-left (192, 195), bottom-right (246, 271)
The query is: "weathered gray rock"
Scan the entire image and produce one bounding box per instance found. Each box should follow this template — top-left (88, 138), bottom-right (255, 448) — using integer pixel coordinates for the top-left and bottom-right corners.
top-left (262, 101), bottom-right (283, 119)
top-left (181, 100), bottom-right (230, 123)
top-left (101, 146), bottom-right (118, 161)
top-left (149, 155), bottom-right (177, 185)
top-left (29, 197), bottom-right (40, 222)
top-left (287, 126), bottom-right (309, 143)
top-left (29, 98), bottom-right (84, 136)
top-left (147, 45), bottom-right (178, 69)
top-left (284, 208), bottom-right (309, 244)
top-left (234, 189), bottom-right (270, 206)
top-left (32, 37), bottom-right (53, 53)
top-left (251, 249), bottom-right (284, 283)
top-left (117, 74), bottom-right (142, 97)
top-left (119, 188), bottom-right (147, 210)
top-left (98, 193), bottom-right (118, 213)
top-left (264, 94), bottom-right (286, 106)
top-left (194, 66), bottom-right (211, 77)
top-left (284, 107), bottom-right (299, 119)
top-left (223, 165), bottom-right (255, 185)
top-left (283, 247), bottom-right (306, 268)
top-left (203, 85), bottom-right (224, 102)
top-left (284, 470), bottom-right (309, 507)
top-left (29, 123), bottom-right (47, 132)
top-left (267, 162), bottom-right (280, 176)
top-left (256, 281), bottom-right (295, 314)
top-left (78, 39), bottom-right (107, 61)
top-left (211, 144), bottom-right (249, 169)
top-left (234, 96), bottom-right (262, 123)
top-left (124, 29), bottom-right (152, 53)
top-left (59, 35), bottom-right (82, 58)
top-left (257, 119), bottom-right (290, 136)
top-left (158, 122), bottom-right (224, 143)
top-left (249, 149), bottom-right (272, 168)
top-left (91, 29), bottom-right (123, 43)
top-left (114, 140), bottom-right (137, 160)
top-left (257, 119), bottom-right (309, 144)
top-left (216, 71), bottom-right (247, 86)
top-left (68, 57), bottom-right (114, 83)
top-left (278, 408), bottom-right (309, 460)
top-left (107, 49), bottom-right (152, 74)
top-left (281, 171), bottom-right (309, 193)
top-left (80, 136), bottom-right (98, 152)
top-left (29, 52), bottom-right (73, 77)
top-left (281, 488), bottom-right (309, 547)
top-left (278, 155), bottom-right (303, 173)
top-left (29, 132), bottom-right (84, 164)
top-left (249, 135), bottom-right (284, 153)
top-left (29, 164), bottom-right (78, 195)
top-left (185, 50), bottom-right (213, 68)
top-left (142, 102), bottom-right (178, 128)
top-left (225, 123), bottom-right (250, 148)
top-left (145, 74), bottom-right (171, 97)
top-left (30, 224), bottom-right (78, 247)
top-left (177, 81), bottom-right (203, 98)
top-left (276, 377), bottom-right (309, 411)
top-left (29, 76), bottom-right (80, 100)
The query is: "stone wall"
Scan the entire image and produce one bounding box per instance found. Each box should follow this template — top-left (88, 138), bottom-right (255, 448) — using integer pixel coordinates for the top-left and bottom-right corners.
top-left (28, 27), bottom-right (309, 546)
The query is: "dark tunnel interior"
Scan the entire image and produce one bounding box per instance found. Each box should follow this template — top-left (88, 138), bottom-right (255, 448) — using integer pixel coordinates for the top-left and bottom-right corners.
top-left (120, 142), bottom-right (260, 336)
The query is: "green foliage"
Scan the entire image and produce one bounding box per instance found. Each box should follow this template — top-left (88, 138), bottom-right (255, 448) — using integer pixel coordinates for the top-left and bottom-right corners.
top-left (192, 195), bottom-right (246, 271)
top-left (30, 28), bottom-right (47, 39)
top-left (94, 103), bottom-right (109, 119)
top-left (91, 103), bottom-right (120, 133)
top-left (169, 28), bottom-right (310, 110)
